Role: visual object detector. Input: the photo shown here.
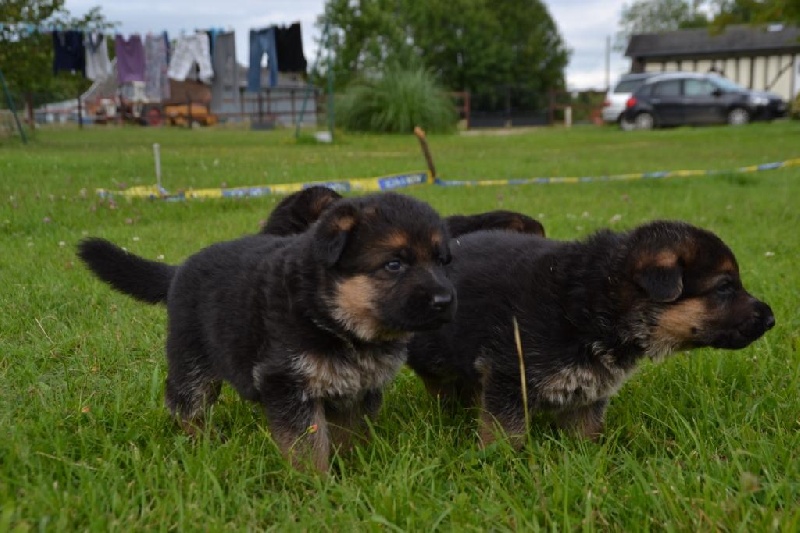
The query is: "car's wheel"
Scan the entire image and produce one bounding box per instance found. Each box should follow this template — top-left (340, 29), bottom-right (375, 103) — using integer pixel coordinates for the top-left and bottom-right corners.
top-left (634, 112), bottom-right (655, 130)
top-left (727, 107), bottom-right (750, 126)
top-left (619, 116), bottom-right (635, 131)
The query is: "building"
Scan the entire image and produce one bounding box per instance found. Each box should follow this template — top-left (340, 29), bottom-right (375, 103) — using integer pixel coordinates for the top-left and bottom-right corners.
top-left (624, 24), bottom-right (800, 102)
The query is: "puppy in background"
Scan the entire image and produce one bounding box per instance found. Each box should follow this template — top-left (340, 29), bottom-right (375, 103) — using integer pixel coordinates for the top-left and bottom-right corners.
top-left (260, 186), bottom-right (545, 238)
top-left (445, 210), bottom-right (545, 238)
top-left (78, 192), bottom-right (456, 472)
top-left (407, 221), bottom-right (775, 446)
top-left (260, 186), bottom-right (343, 236)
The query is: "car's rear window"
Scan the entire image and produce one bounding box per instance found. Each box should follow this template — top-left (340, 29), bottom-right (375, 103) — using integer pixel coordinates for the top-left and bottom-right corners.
top-left (614, 79), bottom-right (648, 93)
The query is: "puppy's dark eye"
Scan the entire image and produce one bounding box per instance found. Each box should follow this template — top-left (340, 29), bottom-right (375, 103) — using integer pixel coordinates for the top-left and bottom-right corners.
top-left (438, 254), bottom-right (452, 266)
top-left (715, 280), bottom-right (735, 296)
top-left (384, 260), bottom-right (406, 273)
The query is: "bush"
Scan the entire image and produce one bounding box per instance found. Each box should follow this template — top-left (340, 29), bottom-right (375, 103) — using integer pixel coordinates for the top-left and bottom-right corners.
top-left (336, 67), bottom-right (458, 134)
top-left (791, 93), bottom-right (800, 120)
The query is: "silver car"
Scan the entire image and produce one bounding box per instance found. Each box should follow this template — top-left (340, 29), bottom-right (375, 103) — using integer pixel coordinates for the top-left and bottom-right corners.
top-left (602, 73), bottom-right (658, 130)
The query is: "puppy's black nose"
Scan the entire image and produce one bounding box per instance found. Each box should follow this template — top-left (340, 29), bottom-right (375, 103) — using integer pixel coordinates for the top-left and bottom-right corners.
top-left (764, 312), bottom-right (776, 330)
top-left (431, 292), bottom-right (454, 311)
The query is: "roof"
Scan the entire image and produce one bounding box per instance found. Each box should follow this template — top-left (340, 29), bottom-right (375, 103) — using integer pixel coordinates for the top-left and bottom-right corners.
top-left (625, 24), bottom-right (800, 58)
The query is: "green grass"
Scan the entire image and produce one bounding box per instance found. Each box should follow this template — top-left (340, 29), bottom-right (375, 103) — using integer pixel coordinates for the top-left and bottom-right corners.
top-left (2, 122), bottom-right (799, 530)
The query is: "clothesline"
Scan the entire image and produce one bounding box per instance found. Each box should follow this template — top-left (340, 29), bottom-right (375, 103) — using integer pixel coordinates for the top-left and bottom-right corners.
top-left (46, 23), bottom-right (308, 101)
top-left (0, 23), bottom-right (116, 35)
top-left (0, 23), bottom-right (304, 40)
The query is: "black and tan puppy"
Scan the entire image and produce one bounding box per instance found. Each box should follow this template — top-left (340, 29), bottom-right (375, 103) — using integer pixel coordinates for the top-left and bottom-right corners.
top-left (407, 221), bottom-right (775, 446)
top-left (260, 186), bottom-right (545, 238)
top-left (445, 210), bottom-right (545, 238)
top-left (260, 186), bottom-right (343, 236)
top-left (78, 192), bottom-right (456, 472)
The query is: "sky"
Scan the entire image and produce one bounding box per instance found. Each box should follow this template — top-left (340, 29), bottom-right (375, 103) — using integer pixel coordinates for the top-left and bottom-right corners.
top-left (63, 0), bottom-right (631, 90)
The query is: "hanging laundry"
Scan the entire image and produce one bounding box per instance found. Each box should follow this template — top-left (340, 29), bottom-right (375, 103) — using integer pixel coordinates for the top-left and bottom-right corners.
top-left (275, 22), bottom-right (307, 73)
top-left (163, 32), bottom-right (171, 65)
top-left (53, 30), bottom-right (86, 76)
top-left (206, 27), bottom-right (225, 57)
top-left (167, 33), bottom-right (214, 84)
top-left (144, 32), bottom-right (171, 101)
top-left (84, 33), bottom-right (112, 81)
top-left (248, 27), bottom-right (278, 91)
top-left (115, 34), bottom-right (146, 83)
top-left (210, 31), bottom-right (238, 113)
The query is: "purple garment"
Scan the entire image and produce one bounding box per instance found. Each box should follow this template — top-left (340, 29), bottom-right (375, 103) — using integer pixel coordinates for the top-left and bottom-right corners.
top-left (115, 34), bottom-right (146, 83)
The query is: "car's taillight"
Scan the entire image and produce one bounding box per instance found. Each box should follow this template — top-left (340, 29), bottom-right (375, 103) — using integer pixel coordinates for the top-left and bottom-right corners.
top-left (625, 97), bottom-right (637, 108)
top-left (602, 99), bottom-right (611, 108)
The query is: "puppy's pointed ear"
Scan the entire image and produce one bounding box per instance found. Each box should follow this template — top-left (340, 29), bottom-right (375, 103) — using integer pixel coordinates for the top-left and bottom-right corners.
top-left (633, 253), bottom-right (683, 302)
top-left (313, 202), bottom-right (358, 267)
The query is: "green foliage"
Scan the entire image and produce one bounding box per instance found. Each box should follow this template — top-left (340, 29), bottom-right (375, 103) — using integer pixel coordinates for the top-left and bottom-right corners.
top-left (2, 124), bottom-right (800, 529)
top-left (617, 0), bottom-right (800, 51)
top-left (710, 0), bottom-right (800, 27)
top-left (316, 0), bottom-right (569, 107)
top-left (336, 66), bottom-right (458, 134)
top-left (791, 92), bottom-right (800, 119)
top-left (615, 0), bottom-right (710, 50)
top-left (0, 2), bottom-right (115, 104)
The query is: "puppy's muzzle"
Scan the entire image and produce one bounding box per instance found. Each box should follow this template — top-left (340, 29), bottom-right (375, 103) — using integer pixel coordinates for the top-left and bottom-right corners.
top-left (426, 287), bottom-right (457, 325)
top-left (712, 298), bottom-right (775, 349)
top-left (752, 300), bottom-right (776, 333)
top-left (431, 291), bottom-right (454, 312)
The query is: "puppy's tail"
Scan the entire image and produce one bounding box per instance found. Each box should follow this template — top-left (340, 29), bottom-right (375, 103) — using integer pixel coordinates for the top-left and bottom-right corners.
top-left (77, 238), bottom-right (177, 304)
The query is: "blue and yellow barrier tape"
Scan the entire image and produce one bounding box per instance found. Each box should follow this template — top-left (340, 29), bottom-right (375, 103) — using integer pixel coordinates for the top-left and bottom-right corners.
top-left (96, 158), bottom-right (800, 200)
top-left (96, 171), bottom-right (432, 200)
top-left (433, 158), bottom-right (800, 187)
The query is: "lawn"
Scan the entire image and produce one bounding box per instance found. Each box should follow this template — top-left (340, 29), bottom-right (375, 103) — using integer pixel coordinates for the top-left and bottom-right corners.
top-left (1, 122), bottom-right (799, 531)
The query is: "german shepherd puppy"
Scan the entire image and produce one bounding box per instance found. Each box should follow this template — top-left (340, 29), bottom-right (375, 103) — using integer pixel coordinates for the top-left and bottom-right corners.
top-left (260, 186), bottom-right (344, 236)
top-left (78, 192), bottom-right (456, 472)
top-left (260, 186), bottom-right (545, 238)
top-left (406, 221), bottom-right (775, 446)
top-left (445, 210), bottom-right (545, 238)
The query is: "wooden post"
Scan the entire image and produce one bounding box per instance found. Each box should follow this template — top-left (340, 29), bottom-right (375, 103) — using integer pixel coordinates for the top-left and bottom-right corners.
top-left (77, 91), bottom-right (83, 129)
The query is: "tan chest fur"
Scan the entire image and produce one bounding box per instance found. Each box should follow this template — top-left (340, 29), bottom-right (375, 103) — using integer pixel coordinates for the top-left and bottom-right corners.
top-left (536, 353), bottom-right (636, 408)
top-left (293, 348), bottom-right (407, 400)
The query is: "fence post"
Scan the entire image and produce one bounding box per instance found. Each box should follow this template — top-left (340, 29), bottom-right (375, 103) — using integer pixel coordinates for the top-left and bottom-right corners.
top-left (77, 90), bottom-right (83, 129)
top-left (464, 91), bottom-right (471, 130)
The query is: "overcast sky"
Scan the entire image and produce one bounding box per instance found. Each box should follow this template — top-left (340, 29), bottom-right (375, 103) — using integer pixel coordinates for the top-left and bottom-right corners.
top-left (63, 0), bottom-right (630, 90)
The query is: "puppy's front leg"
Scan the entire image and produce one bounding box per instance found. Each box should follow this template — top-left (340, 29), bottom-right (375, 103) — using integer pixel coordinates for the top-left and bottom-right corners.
top-left (327, 389), bottom-right (382, 452)
top-left (478, 378), bottom-right (527, 450)
top-left (555, 398), bottom-right (608, 441)
top-left (260, 379), bottom-right (330, 472)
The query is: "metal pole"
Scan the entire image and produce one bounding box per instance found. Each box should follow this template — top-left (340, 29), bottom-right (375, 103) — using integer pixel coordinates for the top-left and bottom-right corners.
top-left (295, 20), bottom-right (330, 138)
top-left (605, 35), bottom-right (611, 91)
top-left (0, 68), bottom-right (28, 144)
top-left (77, 90), bottom-right (83, 129)
top-left (327, 44), bottom-right (334, 140)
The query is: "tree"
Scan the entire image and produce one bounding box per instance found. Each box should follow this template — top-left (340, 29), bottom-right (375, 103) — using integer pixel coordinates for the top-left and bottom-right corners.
top-left (709, 0), bottom-right (800, 27)
top-left (616, 0), bottom-right (800, 51)
top-left (316, 0), bottom-right (570, 111)
top-left (0, 1), bottom-right (114, 105)
top-left (1, 0), bottom-right (64, 100)
top-left (315, 0), bottom-right (416, 91)
top-left (615, 0), bottom-right (710, 50)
